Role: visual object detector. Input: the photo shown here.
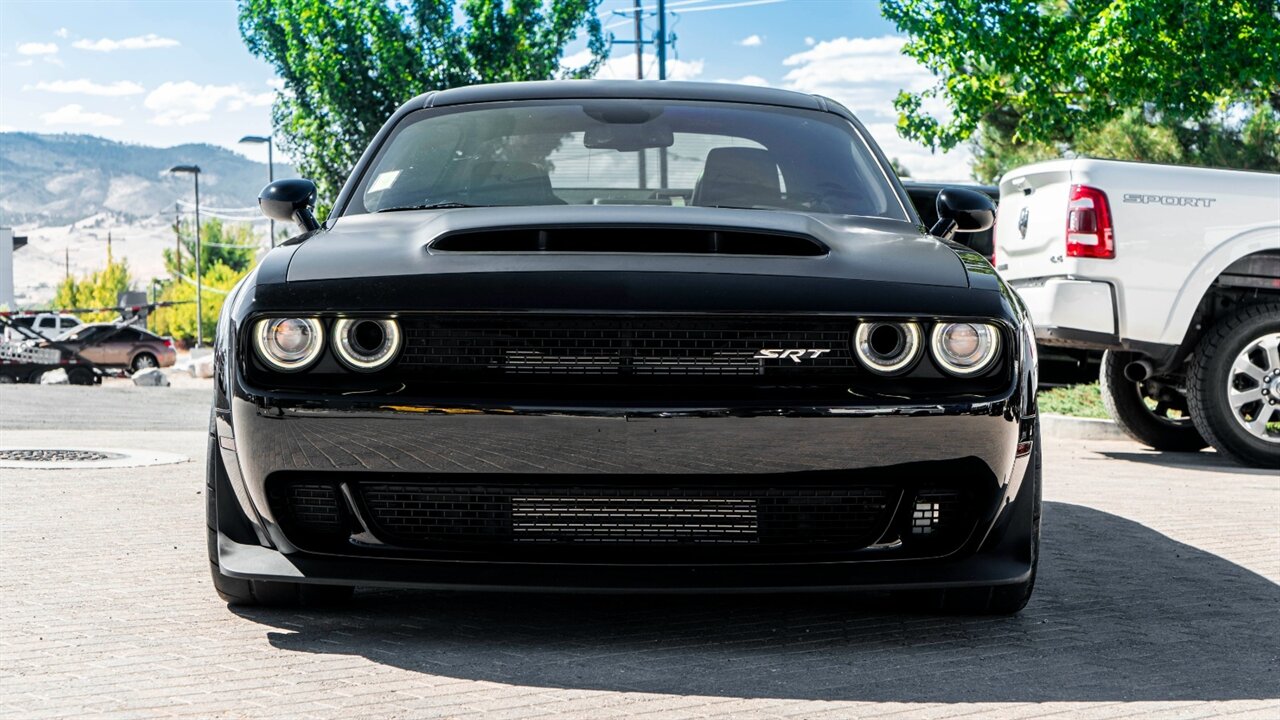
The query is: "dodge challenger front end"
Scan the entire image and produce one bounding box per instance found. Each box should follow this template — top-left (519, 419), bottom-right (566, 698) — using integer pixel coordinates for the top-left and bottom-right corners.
top-left (208, 80), bottom-right (1040, 614)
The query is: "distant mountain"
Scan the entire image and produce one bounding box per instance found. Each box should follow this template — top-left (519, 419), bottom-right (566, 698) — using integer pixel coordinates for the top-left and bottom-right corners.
top-left (0, 132), bottom-right (292, 226)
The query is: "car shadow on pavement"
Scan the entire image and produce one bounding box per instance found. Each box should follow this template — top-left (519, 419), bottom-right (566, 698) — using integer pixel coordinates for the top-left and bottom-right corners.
top-left (235, 502), bottom-right (1279, 702)
top-left (1097, 450), bottom-right (1277, 476)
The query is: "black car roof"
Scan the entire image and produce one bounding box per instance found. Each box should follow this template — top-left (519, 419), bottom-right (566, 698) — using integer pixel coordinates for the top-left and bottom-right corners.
top-left (416, 80), bottom-right (827, 112)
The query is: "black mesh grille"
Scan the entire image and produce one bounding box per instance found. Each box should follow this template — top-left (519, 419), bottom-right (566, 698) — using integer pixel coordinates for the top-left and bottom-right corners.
top-left (910, 490), bottom-right (966, 537)
top-left (284, 483), bottom-right (342, 530)
top-left (400, 315), bottom-right (859, 378)
top-left (359, 484), bottom-right (896, 548)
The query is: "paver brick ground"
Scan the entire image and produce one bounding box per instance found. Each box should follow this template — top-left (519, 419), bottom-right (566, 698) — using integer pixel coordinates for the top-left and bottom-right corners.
top-left (0, 385), bottom-right (1277, 718)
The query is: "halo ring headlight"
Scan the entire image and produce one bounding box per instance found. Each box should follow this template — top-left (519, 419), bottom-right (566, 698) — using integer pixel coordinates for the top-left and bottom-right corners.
top-left (253, 317), bottom-right (324, 372)
top-left (333, 318), bottom-right (401, 372)
top-left (931, 322), bottom-right (1000, 376)
top-left (853, 321), bottom-right (922, 376)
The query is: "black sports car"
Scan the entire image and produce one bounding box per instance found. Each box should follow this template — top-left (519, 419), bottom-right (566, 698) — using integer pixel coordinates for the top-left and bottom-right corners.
top-left (208, 81), bottom-right (1041, 614)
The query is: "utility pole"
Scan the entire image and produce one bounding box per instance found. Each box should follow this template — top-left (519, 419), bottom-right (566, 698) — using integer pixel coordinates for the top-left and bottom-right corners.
top-left (655, 0), bottom-right (669, 187)
top-left (633, 0), bottom-right (647, 189)
top-left (106, 231), bottom-right (112, 260)
top-left (64, 247), bottom-right (69, 281)
top-left (173, 202), bottom-right (181, 273)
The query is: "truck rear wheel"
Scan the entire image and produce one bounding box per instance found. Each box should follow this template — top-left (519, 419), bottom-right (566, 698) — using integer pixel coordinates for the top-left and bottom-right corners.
top-left (1187, 303), bottom-right (1280, 468)
top-left (1100, 351), bottom-right (1206, 451)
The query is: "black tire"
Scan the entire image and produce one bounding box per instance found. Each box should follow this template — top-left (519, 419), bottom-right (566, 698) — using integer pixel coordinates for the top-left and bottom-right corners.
top-left (1099, 350), bottom-right (1207, 451)
top-left (898, 427), bottom-right (1041, 615)
top-left (67, 367), bottom-right (95, 386)
top-left (131, 352), bottom-right (158, 373)
top-left (206, 435), bottom-right (354, 607)
top-left (1186, 302), bottom-right (1280, 469)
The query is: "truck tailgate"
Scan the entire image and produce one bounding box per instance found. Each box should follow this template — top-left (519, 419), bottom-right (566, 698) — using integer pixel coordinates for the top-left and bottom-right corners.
top-left (995, 160), bottom-right (1073, 280)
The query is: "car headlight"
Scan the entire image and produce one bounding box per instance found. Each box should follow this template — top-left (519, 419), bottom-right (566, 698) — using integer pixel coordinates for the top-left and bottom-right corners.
top-left (853, 321), bottom-right (922, 375)
top-left (253, 317), bottom-right (324, 372)
top-left (333, 318), bottom-right (401, 372)
top-left (931, 322), bottom-right (1000, 376)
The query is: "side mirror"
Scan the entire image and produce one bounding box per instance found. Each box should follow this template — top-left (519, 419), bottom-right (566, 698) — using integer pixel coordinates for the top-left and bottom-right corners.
top-left (259, 178), bottom-right (320, 232)
top-left (929, 187), bottom-right (995, 240)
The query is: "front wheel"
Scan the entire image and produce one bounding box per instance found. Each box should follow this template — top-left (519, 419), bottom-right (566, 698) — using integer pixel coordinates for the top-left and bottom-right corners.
top-left (1099, 351), bottom-right (1206, 451)
top-left (1186, 303), bottom-right (1280, 468)
top-left (131, 353), bottom-right (157, 373)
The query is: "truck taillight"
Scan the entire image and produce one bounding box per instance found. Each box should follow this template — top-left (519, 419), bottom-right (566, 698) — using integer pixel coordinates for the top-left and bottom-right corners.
top-left (1065, 184), bottom-right (1115, 259)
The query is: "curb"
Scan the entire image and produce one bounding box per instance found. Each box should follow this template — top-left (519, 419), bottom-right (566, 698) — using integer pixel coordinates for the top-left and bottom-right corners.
top-left (1040, 413), bottom-right (1130, 442)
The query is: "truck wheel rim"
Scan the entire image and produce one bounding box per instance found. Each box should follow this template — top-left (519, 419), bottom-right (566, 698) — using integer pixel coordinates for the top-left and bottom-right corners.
top-left (1227, 332), bottom-right (1280, 444)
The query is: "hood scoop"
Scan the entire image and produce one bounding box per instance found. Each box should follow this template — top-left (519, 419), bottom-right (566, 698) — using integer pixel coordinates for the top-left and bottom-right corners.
top-left (429, 227), bottom-right (829, 257)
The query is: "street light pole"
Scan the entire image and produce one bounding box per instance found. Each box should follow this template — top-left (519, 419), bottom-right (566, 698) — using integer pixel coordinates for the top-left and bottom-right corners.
top-left (239, 135), bottom-right (276, 247)
top-left (168, 164), bottom-right (203, 348)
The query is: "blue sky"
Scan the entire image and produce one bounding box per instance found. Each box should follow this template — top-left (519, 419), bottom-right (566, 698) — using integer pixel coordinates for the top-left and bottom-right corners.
top-left (0, 0), bottom-right (970, 178)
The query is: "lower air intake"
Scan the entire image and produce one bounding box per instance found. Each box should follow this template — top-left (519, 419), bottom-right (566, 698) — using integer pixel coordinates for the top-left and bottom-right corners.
top-left (358, 484), bottom-right (896, 548)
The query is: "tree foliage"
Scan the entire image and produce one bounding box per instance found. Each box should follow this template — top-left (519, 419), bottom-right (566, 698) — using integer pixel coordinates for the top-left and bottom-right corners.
top-left (152, 263), bottom-right (246, 345)
top-left (882, 0), bottom-right (1280, 180)
top-left (52, 250), bottom-right (132, 322)
top-left (152, 218), bottom-right (260, 344)
top-left (238, 0), bottom-right (607, 206)
top-left (163, 217), bottom-right (260, 279)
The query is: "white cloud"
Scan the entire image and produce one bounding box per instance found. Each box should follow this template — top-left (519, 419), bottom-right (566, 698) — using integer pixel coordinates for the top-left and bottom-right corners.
top-left (40, 104), bottom-right (123, 127)
top-left (144, 81), bottom-right (275, 126)
top-left (561, 49), bottom-right (704, 81)
top-left (718, 75), bottom-right (770, 87)
top-left (17, 42), bottom-right (58, 55)
top-left (54, 28), bottom-right (69, 39)
top-left (0, 124), bottom-right (15, 132)
top-left (31, 79), bottom-right (145, 96)
top-left (72, 33), bottom-right (179, 52)
top-left (738, 34), bottom-right (763, 47)
top-left (804, 37), bottom-right (815, 47)
top-left (782, 35), bottom-right (971, 180)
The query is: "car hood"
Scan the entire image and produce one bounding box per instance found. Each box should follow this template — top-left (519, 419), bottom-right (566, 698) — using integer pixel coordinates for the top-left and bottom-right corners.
top-left (286, 206), bottom-right (972, 289)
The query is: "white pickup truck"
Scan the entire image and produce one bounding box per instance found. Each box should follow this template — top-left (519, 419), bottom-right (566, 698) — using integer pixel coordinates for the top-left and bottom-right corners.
top-left (994, 158), bottom-right (1280, 468)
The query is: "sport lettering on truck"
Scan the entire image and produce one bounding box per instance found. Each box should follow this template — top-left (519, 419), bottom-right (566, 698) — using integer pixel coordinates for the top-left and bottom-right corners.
top-left (1122, 193), bottom-right (1217, 208)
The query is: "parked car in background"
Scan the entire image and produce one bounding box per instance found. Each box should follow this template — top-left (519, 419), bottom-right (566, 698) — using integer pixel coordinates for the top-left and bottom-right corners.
top-left (3, 313), bottom-right (82, 341)
top-left (53, 323), bottom-right (176, 373)
top-left (995, 158), bottom-right (1280, 467)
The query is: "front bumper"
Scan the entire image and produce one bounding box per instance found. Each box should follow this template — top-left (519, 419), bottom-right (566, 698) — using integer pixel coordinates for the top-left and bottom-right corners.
top-left (213, 389), bottom-right (1036, 591)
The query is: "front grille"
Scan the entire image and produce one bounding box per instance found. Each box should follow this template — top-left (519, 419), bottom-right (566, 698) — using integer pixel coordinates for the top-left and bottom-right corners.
top-left (400, 315), bottom-right (859, 378)
top-left (911, 490), bottom-right (965, 536)
top-left (358, 484), bottom-right (896, 548)
top-left (284, 483), bottom-right (342, 530)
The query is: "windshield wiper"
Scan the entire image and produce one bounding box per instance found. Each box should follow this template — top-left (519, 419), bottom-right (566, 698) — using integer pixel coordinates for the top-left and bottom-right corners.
top-left (375, 202), bottom-right (491, 212)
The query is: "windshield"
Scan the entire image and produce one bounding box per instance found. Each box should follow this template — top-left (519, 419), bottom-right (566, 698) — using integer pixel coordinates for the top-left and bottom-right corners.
top-left (346, 100), bottom-right (908, 220)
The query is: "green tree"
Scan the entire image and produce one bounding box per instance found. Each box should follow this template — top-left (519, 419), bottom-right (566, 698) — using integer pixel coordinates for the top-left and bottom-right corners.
top-left (882, 0), bottom-right (1280, 180)
top-left (238, 0), bottom-right (607, 207)
top-left (164, 217), bottom-right (260, 280)
top-left (152, 263), bottom-right (249, 345)
top-left (52, 249), bottom-right (133, 323)
top-left (153, 218), bottom-right (259, 344)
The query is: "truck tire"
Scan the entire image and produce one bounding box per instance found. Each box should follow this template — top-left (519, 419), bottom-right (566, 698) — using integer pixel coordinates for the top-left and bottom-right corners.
top-left (1100, 350), bottom-right (1207, 451)
top-left (1186, 303), bottom-right (1280, 468)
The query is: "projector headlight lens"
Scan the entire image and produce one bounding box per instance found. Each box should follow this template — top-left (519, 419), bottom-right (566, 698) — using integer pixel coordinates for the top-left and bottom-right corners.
top-left (853, 321), bottom-right (922, 376)
top-left (931, 322), bottom-right (1000, 375)
top-left (333, 318), bottom-right (401, 372)
top-left (254, 317), bottom-right (324, 372)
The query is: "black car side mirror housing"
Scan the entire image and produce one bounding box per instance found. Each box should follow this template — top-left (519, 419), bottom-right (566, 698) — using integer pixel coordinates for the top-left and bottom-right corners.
top-left (259, 178), bottom-right (320, 232)
top-left (929, 187), bottom-right (996, 240)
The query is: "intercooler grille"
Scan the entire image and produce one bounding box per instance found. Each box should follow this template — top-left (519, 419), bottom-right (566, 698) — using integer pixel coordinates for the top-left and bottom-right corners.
top-left (284, 483), bottom-right (342, 530)
top-left (399, 315), bottom-right (859, 378)
top-left (357, 484), bottom-right (896, 547)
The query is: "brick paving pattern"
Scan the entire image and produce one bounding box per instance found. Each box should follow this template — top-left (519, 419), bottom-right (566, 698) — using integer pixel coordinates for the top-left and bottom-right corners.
top-left (1, 385), bottom-right (1277, 718)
